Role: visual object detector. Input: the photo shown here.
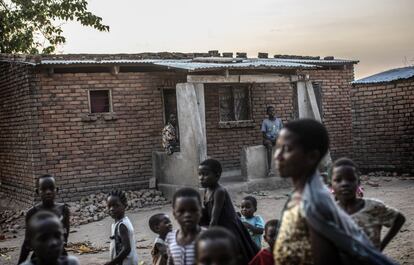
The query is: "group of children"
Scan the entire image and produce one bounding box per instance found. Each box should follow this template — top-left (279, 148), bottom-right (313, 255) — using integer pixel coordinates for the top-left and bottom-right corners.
top-left (17, 118), bottom-right (406, 265)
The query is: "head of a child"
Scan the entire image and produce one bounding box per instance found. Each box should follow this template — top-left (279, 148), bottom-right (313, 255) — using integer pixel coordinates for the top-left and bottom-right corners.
top-left (241, 196), bottom-right (257, 219)
top-left (264, 219), bottom-right (279, 250)
top-left (266, 106), bottom-right (275, 119)
top-left (107, 190), bottom-right (127, 221)
top-left (196, 227), bottom-right (239, 265)
top-left (28, 211), bottom-right (64, 263)
top-left (169, 114), bottom-right (177, 127)
top-left (330, 158), bottom-right (359, 203)
top-left (275, 119), bottom-right (329, 180)
top-left (199, 159), bottom-right (222, 189)
top-left (172, 187), bottom-right (202, 231)
top-left (149, 213), bottom-right (173, 238)
top-left (36, 174), bottom-right (58, 207)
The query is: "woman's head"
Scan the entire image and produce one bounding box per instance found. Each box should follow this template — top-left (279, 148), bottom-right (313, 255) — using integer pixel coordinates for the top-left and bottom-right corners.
top-left (275, 119), bottom-right (329, 179)
top-left (196, 227), bottom-right (239, 265)
top-left (199, 159), bottom-right (222, 188)
top-left (172, 187), bottom-right (202, 230)
top-left (330, 158), bottom-right (359, 202)
top-left (107, 190), bottom-right (128, 220)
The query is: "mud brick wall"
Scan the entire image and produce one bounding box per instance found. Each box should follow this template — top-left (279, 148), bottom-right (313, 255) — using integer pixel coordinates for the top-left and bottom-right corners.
top-left (300, 66), bottom-right (355, 160)
top-left (31, 71), bottom-right (185, 201)
top-left (204, 82), bottom-right (294, 170)
top-left (0, 62), bottom-right (38, 205)
top-left (351, 78), bottom-right (414, 173)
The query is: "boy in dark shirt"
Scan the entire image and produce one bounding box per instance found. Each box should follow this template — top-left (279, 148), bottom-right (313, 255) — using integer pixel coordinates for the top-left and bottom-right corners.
top-left (18, 174), bottom-right (70, 264)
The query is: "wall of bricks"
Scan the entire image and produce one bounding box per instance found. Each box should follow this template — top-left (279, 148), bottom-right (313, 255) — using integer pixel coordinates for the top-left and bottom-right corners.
top-left (299, 66), bottom-right (355, 160)
top-left (351, 78), bottom-right (414, 173)
top-left (204, 82), bottom-right (295, 170)
top-left (0, 62), bottom-right (38, 205)
top-left (30, 71), bottom-right (185, 201)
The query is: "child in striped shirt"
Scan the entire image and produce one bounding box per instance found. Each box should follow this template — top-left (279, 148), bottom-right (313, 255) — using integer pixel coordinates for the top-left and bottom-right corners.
top-left (166, 187), bottom-right (204, 265)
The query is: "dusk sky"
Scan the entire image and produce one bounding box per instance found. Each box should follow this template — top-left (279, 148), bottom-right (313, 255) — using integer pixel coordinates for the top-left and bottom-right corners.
top-left (61, 0), bottom-right (414, 79)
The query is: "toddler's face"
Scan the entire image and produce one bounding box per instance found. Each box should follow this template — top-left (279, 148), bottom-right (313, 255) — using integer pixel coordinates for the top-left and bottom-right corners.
top-left (240, 200), bottom-right (255, 218)
top-left (197, 239), bottom-right (236, 265)
top-left (264, 225), bottom-right (277, 249)
top-left (157, 215), bottom-right (173, 236)
top-left (173, 197), bottom-right (201, 230)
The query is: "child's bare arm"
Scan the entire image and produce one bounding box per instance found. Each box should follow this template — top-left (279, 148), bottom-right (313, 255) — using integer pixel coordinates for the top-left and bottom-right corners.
top-left (381, 213), bottom-right (406, 251)
top-left (209, 188), bottom-right (225, 226)
top-left (104, 224), bottom-right (131, 265)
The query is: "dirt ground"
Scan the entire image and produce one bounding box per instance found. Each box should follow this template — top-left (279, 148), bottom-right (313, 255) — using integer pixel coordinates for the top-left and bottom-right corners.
top-left (1, 176), bottom-right (413, 265)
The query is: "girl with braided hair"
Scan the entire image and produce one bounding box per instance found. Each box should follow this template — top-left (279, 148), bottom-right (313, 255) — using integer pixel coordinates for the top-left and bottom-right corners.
top-left (105, 190), bottom-right (139, 265)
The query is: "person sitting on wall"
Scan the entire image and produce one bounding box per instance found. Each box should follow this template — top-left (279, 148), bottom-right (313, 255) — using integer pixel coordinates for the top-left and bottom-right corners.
top-left (261, 106), bottom-right (283, 176)
top-left (162, 114), bottom-right (179, 155)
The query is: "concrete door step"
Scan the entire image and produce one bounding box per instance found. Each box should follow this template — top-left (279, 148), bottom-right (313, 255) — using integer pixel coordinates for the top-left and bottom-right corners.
top-left (220, 177), bottom-right (291, 197)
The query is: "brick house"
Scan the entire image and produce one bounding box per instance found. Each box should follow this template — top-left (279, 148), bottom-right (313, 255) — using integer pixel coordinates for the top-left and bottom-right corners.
top-left (0, 52), bottom-right (358, 204)
top-left (351, 66), bottom-right (414, 174)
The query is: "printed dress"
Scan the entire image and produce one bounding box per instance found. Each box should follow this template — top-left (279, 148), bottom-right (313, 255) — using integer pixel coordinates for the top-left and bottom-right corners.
top-left (273, 194), bottom-right (313, 265)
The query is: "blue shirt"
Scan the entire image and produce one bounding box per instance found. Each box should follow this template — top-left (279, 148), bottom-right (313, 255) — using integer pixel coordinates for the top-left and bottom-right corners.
top-left (241, 215), bottom-right (265, 247)
top-left (261, 118), bottom-right (283, 141)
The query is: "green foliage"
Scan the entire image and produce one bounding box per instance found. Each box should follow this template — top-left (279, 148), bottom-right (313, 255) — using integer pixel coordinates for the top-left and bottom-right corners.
top-left (0, 0), bottom-right (109, 54)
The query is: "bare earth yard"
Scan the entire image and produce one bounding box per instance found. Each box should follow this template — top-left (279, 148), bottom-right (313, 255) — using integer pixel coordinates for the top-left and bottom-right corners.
top-left (1, 176), bottom-right (413, 265)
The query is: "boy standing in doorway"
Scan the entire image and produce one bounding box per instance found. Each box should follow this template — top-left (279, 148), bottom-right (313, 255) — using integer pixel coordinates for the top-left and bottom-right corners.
top-left (261, 106), bottom-right (283, 176)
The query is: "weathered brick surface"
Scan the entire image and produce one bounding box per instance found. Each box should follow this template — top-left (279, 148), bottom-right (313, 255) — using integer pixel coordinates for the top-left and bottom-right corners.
top-left (1, 60), bottom-right (356, 203)
top-left (299, 67), bottom-right (355, 160)
top-left (351, 78), bottom-right (414, 173)
top-left (0, 62), bottom-right (38, 204)
top-left (31, 72), bottom-right (186, 201)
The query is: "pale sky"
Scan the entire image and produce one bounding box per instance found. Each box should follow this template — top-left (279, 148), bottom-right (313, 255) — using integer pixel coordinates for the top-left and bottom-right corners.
top-left (61, 0), bottom-right (414, 79)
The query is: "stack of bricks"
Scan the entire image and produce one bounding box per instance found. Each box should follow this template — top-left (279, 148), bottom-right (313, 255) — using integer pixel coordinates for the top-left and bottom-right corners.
top-left (351, 78), bottom-right (414, 174)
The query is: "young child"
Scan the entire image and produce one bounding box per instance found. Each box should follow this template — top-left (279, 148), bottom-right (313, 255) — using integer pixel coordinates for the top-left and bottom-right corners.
top-left (105, 190), bottom-right (138, 265)
top-left (199, 158), bottom-right (259, 265)
top-left (20, 211), bottom-right (79, 265)
top-left (165, 187), bottom-right (204, 265)
top-left (18, 174), bottom-right (70, 264)
top-left (331, 157), bottom-right (406, 250)
top-left (195, 227), bottom-right (240, 265)
top-left (261, 106), bottom-right (283, 176)
top-left (240, 196), bottom-right (265, 248)
top-left (149, 213), bottom-right (173, 265)
top-left (248, 219), bottom-right (279, 265)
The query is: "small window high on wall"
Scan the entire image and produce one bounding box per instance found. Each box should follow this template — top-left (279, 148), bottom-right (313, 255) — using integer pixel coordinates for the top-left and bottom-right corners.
top-left (219, 84), bottom-right (252, 121)
top-left (89, 90), bottom-right (112, 113)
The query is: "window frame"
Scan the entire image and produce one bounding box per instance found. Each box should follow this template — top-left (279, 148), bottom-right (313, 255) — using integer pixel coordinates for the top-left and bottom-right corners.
top-left (87, 89), bottom-right (113, 114)
top-left (218, 83), bottom-right (253, 123)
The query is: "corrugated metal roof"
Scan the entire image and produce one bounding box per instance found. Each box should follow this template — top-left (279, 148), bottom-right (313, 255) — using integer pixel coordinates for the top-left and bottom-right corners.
top-left (153, 59), bottom-right (318, 71)
top-left (38, 58), bottom-right (318, 71)
top-left (270, 58), bottom-right (359, 64)
top-left (352, 66), bottom-right (414, 84)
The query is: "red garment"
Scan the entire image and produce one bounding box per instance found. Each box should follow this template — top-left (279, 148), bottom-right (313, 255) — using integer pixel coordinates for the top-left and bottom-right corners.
top-left (248, 248), bottom-right (274, 265)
